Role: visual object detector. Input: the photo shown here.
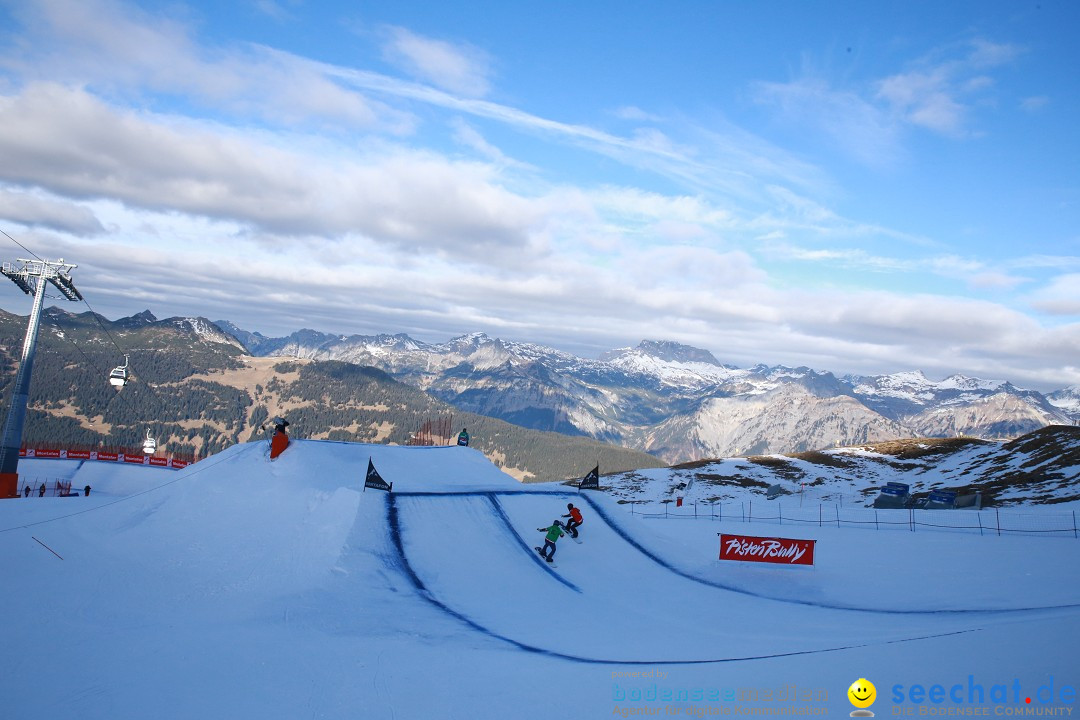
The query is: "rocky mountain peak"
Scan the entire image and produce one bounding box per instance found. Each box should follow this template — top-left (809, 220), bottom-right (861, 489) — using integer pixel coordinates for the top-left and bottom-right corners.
top-left (442, 332), bottom-right (493, 351)
top-left (600, 340), bottom-right (721, 366)
top-left (115, 309), bottom-right (158, 328)
top-left (635, 340), bottom-right (721, 365)
top-left (168, 317), bottom-right (247, 349)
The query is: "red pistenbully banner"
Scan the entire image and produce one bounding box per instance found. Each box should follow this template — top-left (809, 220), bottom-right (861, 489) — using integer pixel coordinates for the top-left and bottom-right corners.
top-left (718, 533), bottom-right (816, 566)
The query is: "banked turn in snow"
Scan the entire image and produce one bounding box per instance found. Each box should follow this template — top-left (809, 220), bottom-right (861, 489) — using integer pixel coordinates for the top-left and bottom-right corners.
top-left (4, 439), bottom-right (1071, 667)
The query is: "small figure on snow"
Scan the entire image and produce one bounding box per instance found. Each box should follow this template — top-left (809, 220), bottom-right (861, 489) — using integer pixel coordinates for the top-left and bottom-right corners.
top-left (457, 428), bottom-right (470, 447)
top-left (536, 520), bottom-right (565, 563)
top-left (562, 503), bottom-right (583, 538)
top-left (23, 485), bottom-right (29, 498)
top-left (84, 485), bottom-right (91, 497)
top-left (267, 416), bottom-right (290, 460)
top-left (38, 483), bottom-right (46, 497)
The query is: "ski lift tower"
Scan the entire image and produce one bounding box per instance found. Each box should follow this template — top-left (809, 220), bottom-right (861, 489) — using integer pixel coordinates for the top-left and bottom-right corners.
top-left (0, 258), bottom-right (82, 499)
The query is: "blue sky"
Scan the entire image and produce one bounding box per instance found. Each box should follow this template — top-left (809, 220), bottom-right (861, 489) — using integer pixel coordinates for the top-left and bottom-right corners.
top-left (0, 0), bottom-right (1077, 390)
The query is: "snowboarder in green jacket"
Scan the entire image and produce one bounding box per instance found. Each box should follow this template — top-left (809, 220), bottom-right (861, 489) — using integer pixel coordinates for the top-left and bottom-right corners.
top-left (536, 520), bottom-right (565, 562)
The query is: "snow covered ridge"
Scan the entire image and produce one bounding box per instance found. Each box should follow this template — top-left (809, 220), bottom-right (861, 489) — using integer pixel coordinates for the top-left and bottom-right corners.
top-left (1049, 386), bottom-right (1080, 413)
top-left (603, 350), bottom-right (744, 387)
top-left (62, 308), bottom-right (246, 350)
top-left (170, 317), bottom-right (245, 348)
top-left (602, 425), bottom-right (1080, 508)
top-left (845, 369), bottom-right (1001, 398)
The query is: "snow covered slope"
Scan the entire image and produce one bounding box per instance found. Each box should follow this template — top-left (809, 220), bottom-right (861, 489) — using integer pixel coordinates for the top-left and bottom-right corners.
top-left (1, 440), bottom-right (1078, 718)
top-left (605, 425), bottom-right (1080, 509)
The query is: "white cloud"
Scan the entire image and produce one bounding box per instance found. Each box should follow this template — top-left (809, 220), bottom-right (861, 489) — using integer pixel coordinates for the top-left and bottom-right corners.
top-left (875, 39), bottom-right (1022, 138)
top-left (762, 243), bottom-right (1035, 293)
top-left (612, 106), bottom-right (663, 122)
top-left (795, 289), bottom-right (1040, 350)
top-left (616, 245), bottom-right (766, 293)
top-left (0, 84), bottom-right (540, 256)
top-left (876, 69), bottom-right (966, 135)
top-left (1020, 96), bottom-right (1049, 113)
top-left (765, 244), bottom-right (911, 272)
top-left (630, 127), bottom-right (695, 158)
top-left (251, 0), bottom-right (295, 22)
top-left (967, 272), bottom-right (1026, 291)
top-left (449, 118), bottom-right (528, 170)
top-left (0, 187), bottom-right (104, 234)
top-left (752, 77), bottom-right (904, 168)
top-left (963, 76), bottom-right (995, 93)
top-left (314, 57), bottom-right (833, 212)
top-left (1028, 274), bottom-right (1080, 315)
top-left (2, 0), bottom-right (409, 131)
top-left (757, 37), bottom-right (1024, 161)
top-left (1009, 254), bottom-right (1080, 271)
top-left (587, 187), bottom-right (734, 230)
top-left (380, 26), bottom-right (492, 98)
top-left (967, 39), bottom-right (1022, 68)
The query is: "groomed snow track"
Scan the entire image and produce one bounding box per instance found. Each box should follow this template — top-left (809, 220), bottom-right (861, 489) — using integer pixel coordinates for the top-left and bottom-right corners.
top-left (383, 489), bottom-right (1064, 664)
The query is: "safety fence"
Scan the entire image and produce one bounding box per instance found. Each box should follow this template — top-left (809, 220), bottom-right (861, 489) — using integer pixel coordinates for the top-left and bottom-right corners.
top-left (15, 479), bottom-right (82, 498)
top-left (623, 499), bottom-right (1080, 538)
top-left (19, 446), bottom-right (195, 468)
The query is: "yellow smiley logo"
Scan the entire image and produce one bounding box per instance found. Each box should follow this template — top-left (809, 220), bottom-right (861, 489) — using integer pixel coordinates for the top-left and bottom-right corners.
top-left (848, 678), bottom-right (876, 709)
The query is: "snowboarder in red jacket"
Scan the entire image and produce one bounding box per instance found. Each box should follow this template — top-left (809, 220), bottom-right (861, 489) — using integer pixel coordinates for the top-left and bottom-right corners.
top-left (562, 503), bottom-right (583, 538)
top-left (269, 418), bottom-right (290, 459)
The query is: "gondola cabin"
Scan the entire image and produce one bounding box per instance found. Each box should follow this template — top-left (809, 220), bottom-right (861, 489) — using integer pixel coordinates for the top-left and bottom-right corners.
top-left (109, 354), bottom-right (129, 388)
top-left (143, 429), bottom-right (157, 455)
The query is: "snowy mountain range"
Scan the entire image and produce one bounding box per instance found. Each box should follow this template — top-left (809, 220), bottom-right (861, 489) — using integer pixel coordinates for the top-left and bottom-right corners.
top-left (214, 321), bottom-right (1079, 463)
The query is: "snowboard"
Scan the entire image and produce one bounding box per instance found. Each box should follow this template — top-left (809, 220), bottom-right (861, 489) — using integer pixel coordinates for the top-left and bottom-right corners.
top-left (534, 546), bottom-right (557, 567)
top-left (569, 534), bottom-right (582, 544)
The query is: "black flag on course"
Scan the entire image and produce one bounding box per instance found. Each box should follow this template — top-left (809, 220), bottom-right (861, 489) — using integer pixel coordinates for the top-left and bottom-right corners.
top-left (364, 458), bottom-right (393, 492)
top-left (578, 464), bottom-right (600, 491)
